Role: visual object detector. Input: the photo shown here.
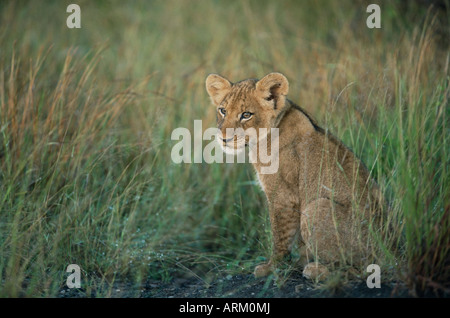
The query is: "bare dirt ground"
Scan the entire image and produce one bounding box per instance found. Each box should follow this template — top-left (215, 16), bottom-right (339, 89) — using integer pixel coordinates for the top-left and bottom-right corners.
top-left (60, 272), bottom-right (412, 298)
top-left (141, 273), bottom-right (410, 298)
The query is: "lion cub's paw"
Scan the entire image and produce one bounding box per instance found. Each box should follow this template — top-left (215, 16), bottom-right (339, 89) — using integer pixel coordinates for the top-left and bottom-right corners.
top-left (302, 262), bottom-right (329, 281)
top-left (254, 263), bottom-right (272, 278)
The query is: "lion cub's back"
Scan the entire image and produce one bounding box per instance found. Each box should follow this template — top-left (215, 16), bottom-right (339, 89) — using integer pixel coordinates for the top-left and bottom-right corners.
top-left (295, 129), bottom-right (373, 208)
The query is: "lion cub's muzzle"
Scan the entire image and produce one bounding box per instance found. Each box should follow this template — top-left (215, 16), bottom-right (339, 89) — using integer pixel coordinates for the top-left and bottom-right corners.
top-left (217, 131), bottom-right (247, 150)
top-left (219, 135), bottom-right (234, 143)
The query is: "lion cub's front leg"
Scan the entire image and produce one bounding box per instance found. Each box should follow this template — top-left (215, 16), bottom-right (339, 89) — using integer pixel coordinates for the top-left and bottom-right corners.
top-left (254, 200), bottom-right (300, 277)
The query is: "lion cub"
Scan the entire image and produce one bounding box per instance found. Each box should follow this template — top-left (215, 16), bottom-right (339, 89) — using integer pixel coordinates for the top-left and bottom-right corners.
top-left (205, 72), bottom-right (382, 280)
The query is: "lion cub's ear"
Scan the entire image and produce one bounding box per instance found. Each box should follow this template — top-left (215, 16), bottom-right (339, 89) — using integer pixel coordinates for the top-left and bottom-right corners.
top-left (205, 74), bottom-right (232, 106)
top-left (256, 73), bottom-right (289, 108)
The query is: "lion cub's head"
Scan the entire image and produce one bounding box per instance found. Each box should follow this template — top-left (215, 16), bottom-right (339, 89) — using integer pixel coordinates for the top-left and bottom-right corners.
top-left (205, 72), bottom-right (289, 153)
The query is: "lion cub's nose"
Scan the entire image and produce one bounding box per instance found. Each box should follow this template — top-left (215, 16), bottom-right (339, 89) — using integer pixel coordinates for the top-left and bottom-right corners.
top-left (220, 136), bottom-right (234, 143)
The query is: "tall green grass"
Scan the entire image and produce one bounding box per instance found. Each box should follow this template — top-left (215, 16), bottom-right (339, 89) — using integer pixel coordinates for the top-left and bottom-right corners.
top-left (0, 0), bottom-right (448, 297)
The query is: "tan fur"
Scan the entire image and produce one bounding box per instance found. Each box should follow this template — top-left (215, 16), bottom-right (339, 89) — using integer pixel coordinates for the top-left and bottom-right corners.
top-left (206, 72), bottom-right (382, 280)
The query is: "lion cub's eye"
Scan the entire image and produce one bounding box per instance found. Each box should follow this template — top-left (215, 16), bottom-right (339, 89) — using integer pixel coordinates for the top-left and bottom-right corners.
top-left (240, 112), bottom-right (253, 120)
top-left (219, 108), bottom-right (226, 116)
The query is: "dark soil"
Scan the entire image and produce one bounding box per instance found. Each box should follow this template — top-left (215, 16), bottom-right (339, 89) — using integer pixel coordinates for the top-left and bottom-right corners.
top-left (59, 271), bottom-right (411, 298)
top-left (142, 273), bottom-right (410, 298)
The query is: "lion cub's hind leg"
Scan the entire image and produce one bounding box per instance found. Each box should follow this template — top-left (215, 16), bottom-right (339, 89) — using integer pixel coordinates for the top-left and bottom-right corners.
top-left (300, 198), bottom-right (351, 280)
